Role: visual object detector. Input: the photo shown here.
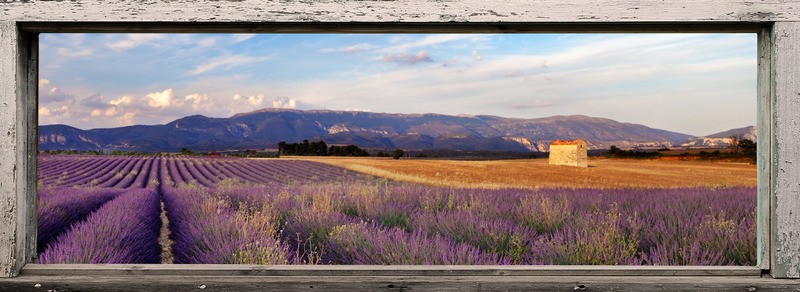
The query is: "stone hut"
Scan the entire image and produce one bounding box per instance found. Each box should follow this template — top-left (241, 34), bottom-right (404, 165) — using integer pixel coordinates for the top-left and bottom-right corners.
top-left (548, 139), bottom-right (588, 167)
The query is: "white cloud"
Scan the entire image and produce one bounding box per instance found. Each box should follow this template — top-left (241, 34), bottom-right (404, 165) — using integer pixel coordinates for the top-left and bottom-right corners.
top-left (107, 34), bottom-right (165, 51)
top-left (120, 112), bottom-right (135, 124)
top-left (345, 108), bottom-right (371, 112)
top-left (36, 33), bottom-right (755, 135)
top-left (271, 97), bottom-right (299, 109)
top-left (56, 47), bottom-right (93, 58)
top-left (38, 79), bottom-right (75, 104)
top-left (145, 89), bottom-right (175, 108)
top-left (190, 54), bottom-right (268, 75)
top-left (472, 51), bottom-right (482, 61)
top-left (247, 94), bottom-right (265, 106)
top-left (197, 37), bottom-right (219, 48)
top-left (184, 93), bottom-right (211, 111)
top-left (104, 107), bottom-right (118, 117)
top-left (319, 43), bottom-right (377, 54)
top-left (108, 95), bottom-right (133, 106)
top-left (230, 94), bottom-right (307, 111)
top-left (381, 34), bottom-right (479, 53)
top-left (279, 34), bottom-right (755, 135)
top-left (510, 99), bottom-right (556, 109)
top-left (90, 109), bottom-right (102, 117)
top-left (382, 51), bottom-right (433, 64)
top-left (232, 34), bottom-right (256, 43)
top-left (38, 105), bottom-right (69, 118)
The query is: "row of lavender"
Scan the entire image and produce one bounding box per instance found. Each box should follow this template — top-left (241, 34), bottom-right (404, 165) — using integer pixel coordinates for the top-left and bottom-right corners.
top-left (167, 183), bottom-right (755, 265)
top-left (37, 155), bottom-right (756, 265)
top-left (35, 155), bottom-right (377, 263)
top-left (37, 187), bottom-right (162, 263)
top-left (38, 155), bottom-right (367, 189)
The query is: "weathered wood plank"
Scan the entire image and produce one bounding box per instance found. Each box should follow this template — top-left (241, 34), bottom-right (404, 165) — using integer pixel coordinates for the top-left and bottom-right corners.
top-left (0, 21), bottom-right (36, 279)
top-left (18, 22), bottom-right (766, 33)
top-left (772, 21), bottom-right (800, 279)
top-left (0, 21), bottom-right (19, 279)
top-left (0, 0), bottom-right (797, 281)
top-left (20, 264), bottom-right (762, 277)
top-left (19, 30), bottom-right (37, 272)
top-left (0, 275), bottom-right (798, 292)
top-left (1, 0), bottom-right (799, 23)
top-left (757, 25), bottom-right (774, 271)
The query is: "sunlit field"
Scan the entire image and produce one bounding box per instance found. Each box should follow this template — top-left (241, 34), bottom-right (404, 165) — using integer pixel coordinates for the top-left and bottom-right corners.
top-left (295, 157), bottom-right (757, 189)
top-left (37, 155), bottom-right (755, 265)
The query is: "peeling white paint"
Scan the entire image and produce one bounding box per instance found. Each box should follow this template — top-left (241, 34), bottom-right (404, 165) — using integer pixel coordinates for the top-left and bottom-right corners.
top-left (0, 0), bottom-right (797, 280)
top-left (772, 21), bottom-right (800, 279)
top-left (0, 1), bottom-right (798, 23)
top-left (0, 20), bottom-right (20, 278)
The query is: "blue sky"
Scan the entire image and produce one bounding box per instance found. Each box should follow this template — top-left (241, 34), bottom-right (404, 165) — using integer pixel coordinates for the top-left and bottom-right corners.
top-left (38, 33), bottom-right (756, 136)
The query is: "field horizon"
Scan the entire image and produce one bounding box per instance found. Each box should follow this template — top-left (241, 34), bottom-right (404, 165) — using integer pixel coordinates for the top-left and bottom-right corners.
top-left (38, 107), bottom-right (756, 154)
top-left (34, 33), bottom-right (758, 267)
top-left (290, 156), bottom-right (757, 189)
top-left (35, 154), bottom-right (756, 266)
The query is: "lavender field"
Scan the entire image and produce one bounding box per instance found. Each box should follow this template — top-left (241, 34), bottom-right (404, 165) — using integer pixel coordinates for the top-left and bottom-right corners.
top-left (37, 155), bottom-right (756, 265)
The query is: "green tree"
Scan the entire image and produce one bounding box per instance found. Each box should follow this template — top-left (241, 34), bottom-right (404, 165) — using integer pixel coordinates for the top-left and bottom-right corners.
top-left (180, 148), bottom-right (194, 155)
top-left (739, 139), bottom-right (757, 162)
top-left (277, 141), bottom-right (287, 155)
top-left (608, 145), bottom-right (621, 156)
top-left (729, 134), bottom-right (741, 154)
top-left (391, 149), bottom-right (405, 160)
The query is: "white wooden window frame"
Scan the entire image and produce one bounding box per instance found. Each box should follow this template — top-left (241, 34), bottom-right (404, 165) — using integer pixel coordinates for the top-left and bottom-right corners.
top-left (0, 1), bottom-right (798, 289)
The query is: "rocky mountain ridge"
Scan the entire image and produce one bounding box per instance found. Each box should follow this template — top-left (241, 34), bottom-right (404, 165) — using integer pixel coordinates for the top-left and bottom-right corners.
top-left (38, 108), bottom-right (744, 153)
top-left (680, 126), bottom-right (756, 148)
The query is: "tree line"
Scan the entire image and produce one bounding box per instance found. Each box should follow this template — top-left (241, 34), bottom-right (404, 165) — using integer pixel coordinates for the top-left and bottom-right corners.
top-left (278, 140), bottom-right (408, 159)
top-left (606, 137), bottom-right (757, 163)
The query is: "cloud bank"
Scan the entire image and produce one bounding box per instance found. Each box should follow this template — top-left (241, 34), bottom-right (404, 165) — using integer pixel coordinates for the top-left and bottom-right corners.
top-left (38, 33), bottom-right (756, 135)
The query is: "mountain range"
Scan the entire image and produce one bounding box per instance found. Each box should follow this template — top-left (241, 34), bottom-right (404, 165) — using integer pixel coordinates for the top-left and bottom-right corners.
top-left (38, 108), bottom-right (752, 153)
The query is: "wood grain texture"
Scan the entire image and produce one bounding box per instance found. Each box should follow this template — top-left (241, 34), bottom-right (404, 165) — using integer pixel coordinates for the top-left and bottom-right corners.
top-left (757, 25), bottom-right (774, 271)
top-left (0, 21), bottom-right (20, 279)
top-left (18, 31), bottom-right (37, 275)
top-left (0, 21), bottom-right (36, 279)
top-left (18, 22), bottom-right (767, 34)
top-left (20, 264), bottom-right (761, 277)
top-left (772, 21), bottom-right (800, 279)
top-left (0, 0), bottom-right (797, 282)
top-left (0, 275), bottom-right (798, 292)
top-left (0, 0), bottom-right (798, 23)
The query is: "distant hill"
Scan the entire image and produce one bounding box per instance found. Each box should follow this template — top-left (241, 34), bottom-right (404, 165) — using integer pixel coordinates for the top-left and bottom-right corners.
top-left (39, 124), bottom-right (106, 150)
top-left (39, 108), bottom-right (695, 152)
top-left (681, 126), bottom-right (756, 148)
top-left (706, 126), bottom-right (757, 140)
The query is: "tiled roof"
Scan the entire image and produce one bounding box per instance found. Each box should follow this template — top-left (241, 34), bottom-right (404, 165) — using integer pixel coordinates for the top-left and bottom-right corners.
top-left (550, 139), bottom-right (586, 145)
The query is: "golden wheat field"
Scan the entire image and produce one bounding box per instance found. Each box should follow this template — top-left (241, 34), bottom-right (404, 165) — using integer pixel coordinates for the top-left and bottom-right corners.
top-left (286, 157), bottom-right (757, 189)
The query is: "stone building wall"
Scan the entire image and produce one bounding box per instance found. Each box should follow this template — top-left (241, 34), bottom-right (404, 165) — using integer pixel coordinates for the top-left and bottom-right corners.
top-left (549, 140), bottom-right (588, 167)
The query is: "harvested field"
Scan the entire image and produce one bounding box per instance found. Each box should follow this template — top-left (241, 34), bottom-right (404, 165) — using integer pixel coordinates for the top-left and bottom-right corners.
top-left (292, 157), bottom-right (756, 189)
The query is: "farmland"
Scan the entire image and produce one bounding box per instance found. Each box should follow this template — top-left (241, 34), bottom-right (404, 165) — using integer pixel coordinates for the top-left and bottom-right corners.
top-left (296, 157), bottom-right (757, 189)
top-left (37, 155), bottom-right (756, 265)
